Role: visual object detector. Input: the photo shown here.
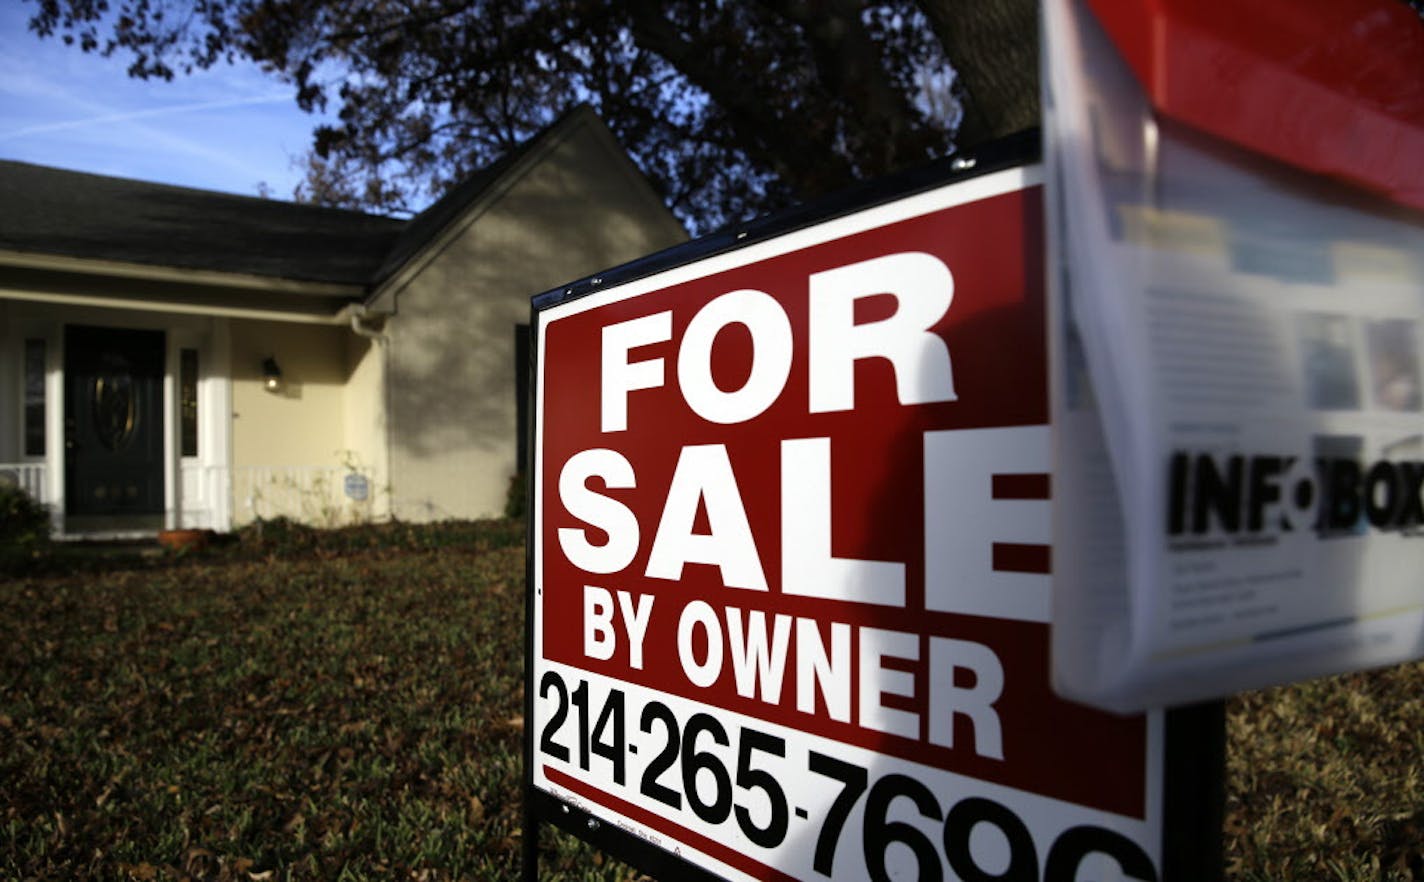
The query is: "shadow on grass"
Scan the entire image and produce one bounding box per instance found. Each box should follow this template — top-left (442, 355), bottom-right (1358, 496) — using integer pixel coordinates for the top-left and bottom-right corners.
top-left (3, 518), bottom-right (1423, 880)
top-left (0, 517), bottom-right (642, 882)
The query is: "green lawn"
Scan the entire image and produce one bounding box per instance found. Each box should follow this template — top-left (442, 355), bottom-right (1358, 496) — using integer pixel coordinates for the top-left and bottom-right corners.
top-left (0, 520), bottom-right (632, 881)
top-left (1227, 665), bottom-right (1424, 880)
top-left (2, 520), bottom-right (1421, 880)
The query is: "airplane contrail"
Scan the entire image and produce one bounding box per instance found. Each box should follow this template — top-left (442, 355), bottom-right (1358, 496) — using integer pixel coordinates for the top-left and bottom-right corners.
top-left (0, 93), bottom-right (294, 141)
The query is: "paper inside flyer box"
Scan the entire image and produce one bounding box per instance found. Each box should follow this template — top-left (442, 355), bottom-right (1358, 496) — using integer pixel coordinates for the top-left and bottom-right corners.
top-left (1045, 0), bottom-right (1424, 712)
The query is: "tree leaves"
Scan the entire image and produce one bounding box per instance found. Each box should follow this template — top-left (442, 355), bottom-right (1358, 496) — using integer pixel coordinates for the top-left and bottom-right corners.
top-left (26, 0), bottom-right (980, 233)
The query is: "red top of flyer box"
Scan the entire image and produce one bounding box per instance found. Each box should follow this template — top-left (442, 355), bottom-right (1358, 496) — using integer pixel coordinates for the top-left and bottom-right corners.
top-left (1086, 0), bottom-right (1424, 212)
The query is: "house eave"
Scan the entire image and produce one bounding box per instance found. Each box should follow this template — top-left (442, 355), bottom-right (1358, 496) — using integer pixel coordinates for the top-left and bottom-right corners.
top-left (0, 248), bottom-right (368, 299)
top-left (0, 252), bottom-right (366, 324)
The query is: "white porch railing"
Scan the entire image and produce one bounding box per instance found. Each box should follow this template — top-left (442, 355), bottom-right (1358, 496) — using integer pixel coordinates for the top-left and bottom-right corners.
top-left (0, 462), bottom-right (378, 531)
top-left (0, 462), bottom-right (48, 505)
top-left (178, 464), bottom-right (230, 531)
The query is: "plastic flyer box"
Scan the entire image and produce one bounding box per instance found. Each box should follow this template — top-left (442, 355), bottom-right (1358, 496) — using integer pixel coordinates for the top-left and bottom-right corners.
top-left (1045, 0), bottom-right (1424, 711)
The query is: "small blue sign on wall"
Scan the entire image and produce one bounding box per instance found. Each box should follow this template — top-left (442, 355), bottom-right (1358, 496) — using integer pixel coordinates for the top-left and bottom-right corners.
top-left (343, 472), bottom-right (369, 502)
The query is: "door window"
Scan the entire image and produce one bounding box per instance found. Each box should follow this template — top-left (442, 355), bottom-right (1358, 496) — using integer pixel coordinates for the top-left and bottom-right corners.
top-left (23, 338), bottom-right (45, 457)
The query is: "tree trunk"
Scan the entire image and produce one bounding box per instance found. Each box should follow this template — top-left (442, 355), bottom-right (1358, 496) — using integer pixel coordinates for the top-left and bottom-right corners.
top-left (919, 0), bottom-right (1040, 146)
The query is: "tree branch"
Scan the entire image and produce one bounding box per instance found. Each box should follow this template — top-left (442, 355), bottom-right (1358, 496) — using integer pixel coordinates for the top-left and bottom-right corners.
top-left (915, 0), bottom-right (1038, 146)
top-left (623, 0), bottom-right (857, 198)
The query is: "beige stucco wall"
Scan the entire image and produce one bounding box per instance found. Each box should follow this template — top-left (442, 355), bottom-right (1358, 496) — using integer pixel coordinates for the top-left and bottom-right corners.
top-left (383, 117), bottom-right (685, 520)
top-left (342, 331), bottom-right (389, 517)
top-left (229, 318), bottom-right (385, 525)
top-left (231, 319), bottom-right (348, 466)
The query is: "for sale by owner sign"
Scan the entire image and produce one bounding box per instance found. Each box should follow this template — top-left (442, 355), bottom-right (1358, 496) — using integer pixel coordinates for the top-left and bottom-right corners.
top-left (528, 157), bottom-right (1176, 881)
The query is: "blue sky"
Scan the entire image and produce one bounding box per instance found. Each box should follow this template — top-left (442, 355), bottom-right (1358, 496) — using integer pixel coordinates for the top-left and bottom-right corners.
top-left (0, 2), bottom-right (329, 201)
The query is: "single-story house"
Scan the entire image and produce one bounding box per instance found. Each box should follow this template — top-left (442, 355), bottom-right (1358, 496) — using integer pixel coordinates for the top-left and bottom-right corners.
top-left (0, 106), bottom-right (686, 536)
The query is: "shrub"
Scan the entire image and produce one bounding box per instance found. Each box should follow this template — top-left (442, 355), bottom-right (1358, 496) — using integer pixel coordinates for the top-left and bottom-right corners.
top-left (234, 516), bottom-right (524, 559)
top-left (0, 482), bottom-right (51, 572)
top-left (504, 472), bottom-right (527, 520)
top-left (238, 515), bottom-right (316, 555)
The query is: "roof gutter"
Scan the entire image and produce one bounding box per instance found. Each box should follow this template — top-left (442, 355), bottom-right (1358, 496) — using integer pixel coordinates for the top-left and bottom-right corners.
top-left (338, 302), bottom-right (388, 342)
top-left (0, 248), bottom-right (367, 298)
top-left (0, 248), bottom-right (376, 325)
top-left (0, 286), bottom-right (358, 325)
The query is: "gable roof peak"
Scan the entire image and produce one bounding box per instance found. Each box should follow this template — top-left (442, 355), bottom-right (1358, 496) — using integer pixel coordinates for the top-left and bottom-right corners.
top-left (367, 103), bottom-right (620, 289)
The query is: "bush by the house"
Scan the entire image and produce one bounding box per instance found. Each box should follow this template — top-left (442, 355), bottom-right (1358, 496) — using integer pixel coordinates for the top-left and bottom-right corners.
top-left (504, 473), bottom-right (526, 520)
top-left (0, 482), bottom-right (50, 572)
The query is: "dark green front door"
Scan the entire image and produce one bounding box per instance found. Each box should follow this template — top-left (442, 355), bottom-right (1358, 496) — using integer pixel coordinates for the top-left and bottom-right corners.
top-left (65, 325), bottom-right (165, 524)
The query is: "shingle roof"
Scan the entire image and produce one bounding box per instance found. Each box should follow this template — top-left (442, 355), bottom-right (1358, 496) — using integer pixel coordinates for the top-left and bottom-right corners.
top-left (0, 106), bottom-right (604, 294)
top-left (0, 161), bottom-right (406, 287)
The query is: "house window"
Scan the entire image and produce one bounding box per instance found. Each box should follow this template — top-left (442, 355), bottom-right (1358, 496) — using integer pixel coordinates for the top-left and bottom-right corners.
top-left (180, 348), bottom-right (199, 457)
top-left (24, 338), bottom-right (45, 456)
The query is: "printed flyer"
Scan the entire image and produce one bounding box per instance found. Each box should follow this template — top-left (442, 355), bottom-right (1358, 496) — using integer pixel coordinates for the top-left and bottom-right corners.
top-left (1045, 0), bottom-right (1424, 711)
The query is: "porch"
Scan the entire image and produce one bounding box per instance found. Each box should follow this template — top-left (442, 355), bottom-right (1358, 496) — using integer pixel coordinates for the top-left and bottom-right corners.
top-left (0, 462), bottom-right (380, 537)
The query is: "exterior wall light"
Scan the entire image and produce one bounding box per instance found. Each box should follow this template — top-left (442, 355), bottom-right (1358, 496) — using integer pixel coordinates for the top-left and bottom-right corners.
top-left (262, 356), bottom-right (283, 393)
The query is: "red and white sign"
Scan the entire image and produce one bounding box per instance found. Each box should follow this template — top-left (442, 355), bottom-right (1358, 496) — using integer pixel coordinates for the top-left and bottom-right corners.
top-left (531, 165), bottom-right (1167, 881)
